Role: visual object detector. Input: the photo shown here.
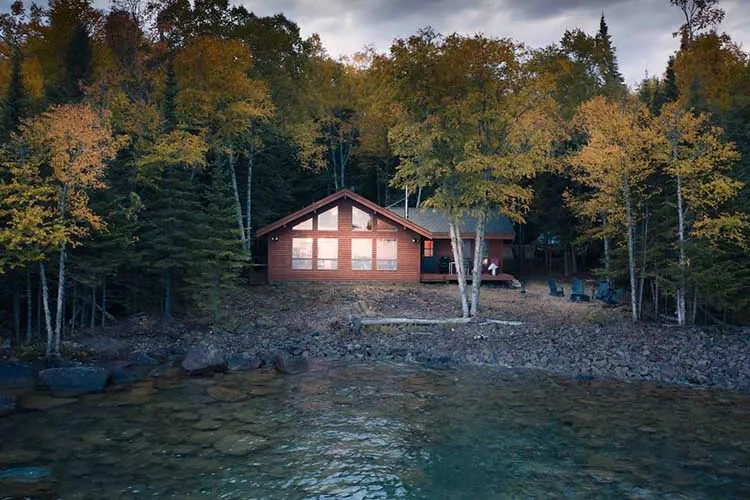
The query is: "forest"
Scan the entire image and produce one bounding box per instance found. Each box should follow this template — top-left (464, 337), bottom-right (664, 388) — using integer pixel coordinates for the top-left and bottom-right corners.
top-left (0, 0), bottom-right (748, 356)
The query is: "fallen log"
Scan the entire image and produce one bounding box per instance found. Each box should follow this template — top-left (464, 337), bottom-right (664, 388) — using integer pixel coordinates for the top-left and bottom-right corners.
top-left (348, 315), bottom-right (523, 334)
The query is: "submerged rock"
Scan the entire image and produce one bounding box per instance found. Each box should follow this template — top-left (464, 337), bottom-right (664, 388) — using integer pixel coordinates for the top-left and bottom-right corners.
top-left (0, 393), bottom-right (16, 416)
top-left (181, 345), bottom-right (226, 373)
top-left (0, 466), bottom-right (56, 497)
top-left (274, 351), bottom-right (309, 375)
top-left (226, 354), bottom-right (261, 372)
top-left (0, 363), bottom-right (34, 390)
top-left (38, 366), bottom-right (110, 396)
top-left (213, 434), bottom-right (268, 456)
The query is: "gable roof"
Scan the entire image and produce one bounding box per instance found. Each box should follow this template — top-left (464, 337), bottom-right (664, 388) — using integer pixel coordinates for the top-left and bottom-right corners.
top-left (388, 208), bottom-right (514, 237)
top-left (256, 189), bottom-right (433, 238)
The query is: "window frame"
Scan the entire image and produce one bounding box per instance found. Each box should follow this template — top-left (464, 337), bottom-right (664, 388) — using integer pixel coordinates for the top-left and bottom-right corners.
top-left (351, 238), bottom-right (373, 270)
top-left (317, 238), bottom-right (338, 270)
top-left (317, 206), bottom-right (338, 231)
top-left (423, 240), bottom-right (434, 257)
top-left (292, 218), bottom-right (312, 231)
top-left (291, 238), bottom-right (313, 270)
top-left (376, 238), bottom-right (398, 271)
top-left (352, 206), bottom-right (373, 231)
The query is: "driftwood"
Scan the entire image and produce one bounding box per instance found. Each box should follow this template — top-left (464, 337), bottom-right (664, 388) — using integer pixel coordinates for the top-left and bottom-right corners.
top-left (348, 315), bottom-right (523, 334)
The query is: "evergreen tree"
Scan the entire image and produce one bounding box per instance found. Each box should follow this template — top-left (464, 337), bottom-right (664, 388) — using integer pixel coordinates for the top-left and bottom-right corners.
top-left (1, 46), bottom-right (27, 141)
top-left (595, 14), bottom-right (625, 99)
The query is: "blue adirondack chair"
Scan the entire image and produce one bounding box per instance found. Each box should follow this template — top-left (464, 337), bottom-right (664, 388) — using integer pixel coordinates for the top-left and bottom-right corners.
top-left (570, 279), bottom-right (590, 302)
top-left (604, 288), bottom-right (624, 306)
top-left (592, 280), bottom-right (610, 301)
top-left (548, 279), bottom-right (564, 297)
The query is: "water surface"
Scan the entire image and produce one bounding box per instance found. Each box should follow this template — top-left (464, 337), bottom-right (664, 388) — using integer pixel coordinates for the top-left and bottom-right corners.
top-left (1, 362), bottom-right (749, 499)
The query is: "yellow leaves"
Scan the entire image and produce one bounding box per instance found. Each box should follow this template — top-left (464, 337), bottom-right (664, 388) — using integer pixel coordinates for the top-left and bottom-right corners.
top-left (174, 36), bottom-right (274, 142)
top-left (1, 103), bottom-right (122, 263)
top-left (135, 130), bottom-right (208, 186)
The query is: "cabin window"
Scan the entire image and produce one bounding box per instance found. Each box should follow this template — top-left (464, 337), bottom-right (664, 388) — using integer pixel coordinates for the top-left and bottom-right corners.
top-left (292, 218), bottom-right (312, 230)
top-left (317, 238), bottom-right (338, 270)
top-left (317, 206), bottom-right (338, 231)
top-left (352, 206), bottom-right (372, 231)
top-left (351, 239), bottom-right (372, 270)
top-left (377, 239), bottom-right (398, 271)
top-left (377, 218), bottom-right (397, 231)
top-left (423, 240), bottom-right (434, 257)
top-left (292, 238), bottom-right (313, 269)
top-left (462, 240), bottom-right (472, 260)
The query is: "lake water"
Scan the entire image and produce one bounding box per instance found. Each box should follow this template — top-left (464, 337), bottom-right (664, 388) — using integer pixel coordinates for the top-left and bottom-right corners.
top-left (1, 361), bottom-right (750, 499)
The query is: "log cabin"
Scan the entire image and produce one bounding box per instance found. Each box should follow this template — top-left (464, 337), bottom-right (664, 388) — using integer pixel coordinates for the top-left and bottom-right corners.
top-left (256, 189), bottom-right (515, 284)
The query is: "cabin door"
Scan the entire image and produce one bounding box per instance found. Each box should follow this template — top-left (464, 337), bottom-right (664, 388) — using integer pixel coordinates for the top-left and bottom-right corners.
top-left (420, 240), bottom-right (437, 273)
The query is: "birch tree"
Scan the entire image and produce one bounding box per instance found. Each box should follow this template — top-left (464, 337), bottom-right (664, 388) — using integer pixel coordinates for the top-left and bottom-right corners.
top-left (570, 96), bottom-right (657, 322)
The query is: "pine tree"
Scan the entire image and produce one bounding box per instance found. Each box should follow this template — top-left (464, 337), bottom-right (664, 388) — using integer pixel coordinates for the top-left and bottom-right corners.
top-left (186, 164), bottom-right (249, 323)
top-left (1, 46), bottom-right (27, 141)
top-left (595, 14), bottom-right (625, 99)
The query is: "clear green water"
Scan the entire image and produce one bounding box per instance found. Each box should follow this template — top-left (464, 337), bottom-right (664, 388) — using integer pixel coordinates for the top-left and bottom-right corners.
top-left (2, 362), bottom-right (750, 499)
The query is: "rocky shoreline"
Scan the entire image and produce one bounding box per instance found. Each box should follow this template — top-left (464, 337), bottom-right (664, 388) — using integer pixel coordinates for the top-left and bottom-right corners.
top-left (2, 317), bottom-right (747, 413)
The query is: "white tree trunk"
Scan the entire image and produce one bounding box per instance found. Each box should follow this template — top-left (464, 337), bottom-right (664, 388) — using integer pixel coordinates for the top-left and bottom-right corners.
top-left (39, 262), bottom-right (54, 356)
top-left (676, 170), bottom-right (687, 326)
top-left (603, 216), bottom-right (610, 274)
top-left (245, 145), bottom-right (254, 254)
top-left (470, 212), bottom-right (487, 317)
top-left (448, 219), bottom-right (469, 318)
top-left (638, 207), bottom-right (649, 320)
top-left (623, 173), bottom-right (638, 322)
top-left (227, 150), bottom-right (248, 250)
top-left (53, 241), bottom-right (66, 356)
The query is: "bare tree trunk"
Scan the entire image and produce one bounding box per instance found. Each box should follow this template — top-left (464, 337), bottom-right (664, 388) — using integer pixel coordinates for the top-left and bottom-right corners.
top-left (623, 172), bottom-right (638, 322)
top-left (571, 244), bottom-right (578, 274)
top-left (53, 241), bottom-right (67, 356)
top-left (416, 186), bottom-right (422, 209)
top-left (691, 284), bottom-right (698, 325)
top-left (638, 207), bottom-right (649, 320)
top-left (448, 219), bottom-right (469, 318)
top-left (563, 249), bottom-right (569, 277)
top-left (90, 283), bottom-right (96, 332)
top-left (404, 187), bottom-right (409, 219)
top-left (676, 169), bottom-right (687, 326)
top-left (245, 144), bottom-right (254, 254)
top-left (26, 268), bottom-right (32, 344)
top-left (71, 284), bottom-right (77, 337)
top-left (227, 150), bottom-right (248, 250)
top-left (39, 262), bottom-right (54, 356)
top-left (603, 216), bottom-right (611, 275)
top-left (13, 274), bottom-right (20, 345)
top-left (101, 276), bottom-right (106, 327)
top-left (470, 212), bottom-right (487, 317)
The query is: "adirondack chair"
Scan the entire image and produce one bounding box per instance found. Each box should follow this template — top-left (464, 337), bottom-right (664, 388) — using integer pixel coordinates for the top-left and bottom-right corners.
top-left (592, 280), bottom-right (610, 301)
top-left (604, 288), bottom-right (624, 306)
top-left (548, 279), bottom-right (564, 297)
top-left (570, 279), bottom-right (590, 302)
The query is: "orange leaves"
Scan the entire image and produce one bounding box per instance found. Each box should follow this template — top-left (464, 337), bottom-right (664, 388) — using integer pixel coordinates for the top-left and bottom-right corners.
top-left (174, 36), bottom-right (274, 141)
top-left (0, 103), bottom-right (121, 267)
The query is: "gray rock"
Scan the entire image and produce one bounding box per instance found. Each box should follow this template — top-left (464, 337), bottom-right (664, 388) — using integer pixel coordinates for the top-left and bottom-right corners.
top-left (127, 351), bottom-right (159, 366)
top-left (0, 363), bottom-right (34, 390)
top-left (0, 393), bottom-right (16, 416)
top-left (422, 356), bottom-right (458, 370)
top-left (181, 345), bottom-right (227, 373)
top-left (0, 466), bottom-right (56, 497)
top-left (226, 354), bottom-right (261, 372)
top-left (110, 366), bottom-right (146, 385)
top-left (38, 366), bottom-right (110, 396)
top-left (274, 351), bottom-right (309, 375)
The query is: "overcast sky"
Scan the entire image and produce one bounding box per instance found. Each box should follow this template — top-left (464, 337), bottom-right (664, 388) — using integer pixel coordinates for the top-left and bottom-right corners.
top-left (3, 0), bottom-right (747, 86)
top-left (245, 0), bottom-right (750, 87)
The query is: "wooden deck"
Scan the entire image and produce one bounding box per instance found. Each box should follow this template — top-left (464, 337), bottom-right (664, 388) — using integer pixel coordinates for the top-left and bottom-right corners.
top-left (420, 272), bottom-right (516, 284)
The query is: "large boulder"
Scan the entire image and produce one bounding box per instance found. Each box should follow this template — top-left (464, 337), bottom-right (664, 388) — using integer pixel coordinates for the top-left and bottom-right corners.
top-left (38, 366), bottom-right (110, 396)
top-left (181, 345), bottom-right (227, 373)
top-left (126, 351), bottom-right (159, 366)
top-left (226, 353), bottom-right (261, 372)
top-left (0, 393), bottom-right (16, 416)
top-left (273, 351), bottom-right (309, 375)
top-left (0, 466), bottom-right (56, 497)
top-left (0, 363), bottom-right (34, 390)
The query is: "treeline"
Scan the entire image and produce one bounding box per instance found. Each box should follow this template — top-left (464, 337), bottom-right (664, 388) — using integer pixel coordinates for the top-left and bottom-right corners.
top-left (0, 0), bottom-right (748, 353)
